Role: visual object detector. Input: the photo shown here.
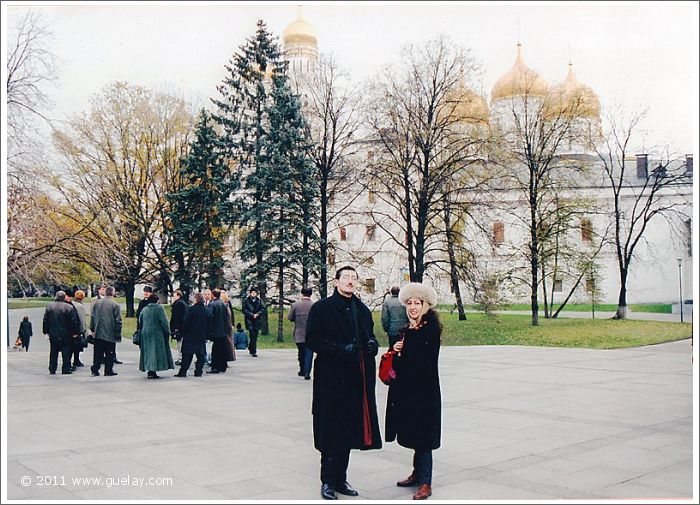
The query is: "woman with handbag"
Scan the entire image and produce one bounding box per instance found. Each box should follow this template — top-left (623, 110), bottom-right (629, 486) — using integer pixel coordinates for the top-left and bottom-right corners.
top-left (18, 316), bottom-right (32, 351)
top-left (385, 283), bottom-right (442, 501)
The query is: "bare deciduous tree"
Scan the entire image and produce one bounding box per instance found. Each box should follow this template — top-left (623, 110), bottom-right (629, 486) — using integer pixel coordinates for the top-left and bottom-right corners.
top-left (595, 108), bottom-right (692, 319)
top-left (297, 55), bottom-right (365, 297)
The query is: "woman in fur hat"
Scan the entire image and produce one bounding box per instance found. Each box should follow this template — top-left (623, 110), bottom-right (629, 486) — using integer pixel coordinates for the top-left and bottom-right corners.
top-left (385, 282), bottom-right (442, 500)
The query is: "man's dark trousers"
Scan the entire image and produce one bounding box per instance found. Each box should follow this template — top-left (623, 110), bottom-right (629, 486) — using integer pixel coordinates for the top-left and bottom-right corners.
top-left (249, 329), bottom-right (258, 355)
top-left (320, 449), bottom-right (351, 486)
top-left (91, 339), bottom-right (115, 374)
top-left (179, 352), bottom-right (205, 376)
top-left (49, 339), bottom-right (72, 373)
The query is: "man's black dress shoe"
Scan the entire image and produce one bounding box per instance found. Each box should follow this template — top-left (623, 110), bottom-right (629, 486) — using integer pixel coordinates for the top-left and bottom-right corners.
top-left (335, 481), bottom-right (359, 496)
top-left (174, 372), bottom-right (186, 377)
top-left (62, 370), bottom-right (72, 375)
top-left (194, 372), bottom-right (203, 377)
top-left (104, 371), bottom-right (118, 376)
top-left (321, 483), bottom-right (337, 500)
top-left (74, 361), bottom-right (85, 367)
top-left (305, 374), bottom-right (311, 380)
top-left (206, 369), bottom-right (220, 374)
top-left (49, 371), bottom-right (56, 375)
top-left (90, 371), bottom-right (100, 377)
top-left (298, 371), bottom-right (305, 377)
top-left (113, 359), bottom-right (123, 364)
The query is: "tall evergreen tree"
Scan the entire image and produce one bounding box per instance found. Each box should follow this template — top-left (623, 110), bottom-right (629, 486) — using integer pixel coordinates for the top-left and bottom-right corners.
top-left (253, 77), bottom-right (319, 342)
top-left (213, 20), bottom-right (320, 338)
top-left (166, 109), bottom-right (232, 298)
top-left (212, 20), bottom-right (287, 333)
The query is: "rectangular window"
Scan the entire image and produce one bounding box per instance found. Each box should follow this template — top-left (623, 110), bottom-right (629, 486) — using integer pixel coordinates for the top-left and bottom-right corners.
top-left (363, 278), bottom-right (376, 294)
top-left (686, 219), bottom-right (692, 257)
top-left (636, 154), bottom-right (648, 179)
top-left (365, 225), bottom-right (376, 242)
top-left (339, 226), bottom-right (347, 241)
top-left (686, 155), bottom-right (693, 176)
top-left (493, 221), bottom-right (504, 245)
top-left (580, 218), bottom-right (593, 243)
top-left (553, 279), bottom-right (563, 292)
top-left (585, 277), bottom-right (595, 294)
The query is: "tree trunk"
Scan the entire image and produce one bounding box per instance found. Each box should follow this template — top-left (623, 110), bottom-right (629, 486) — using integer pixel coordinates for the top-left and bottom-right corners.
top-left (125, 282), bottom-right (135, 318)
top-left (442, 197), bottom-right (466, 320)
top-left (277, 255), bottom-right (284, 343)
top-left (613, 267), bottom-right (628, 319)
top-left (319, 183), bottom-right (329, 299)
top-left (541, 263), bottom-right (550, 318)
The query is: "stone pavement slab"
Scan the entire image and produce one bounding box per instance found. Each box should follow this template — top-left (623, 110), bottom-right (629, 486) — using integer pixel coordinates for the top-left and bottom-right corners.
top-left (3, 307), bottom-right (695, 501)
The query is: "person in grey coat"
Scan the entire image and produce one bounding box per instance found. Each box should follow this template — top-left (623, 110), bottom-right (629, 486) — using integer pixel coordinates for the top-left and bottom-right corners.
top-left (381, 286), bottom-right (409, 347)
top-left (138, 293), bottom-right (174, 379)
top-left (43, 291), bottom-right (80, 375)
top-left (288, 286), bottom-right (314, 380)
top-left (90, 286), bottom-right (122, 377)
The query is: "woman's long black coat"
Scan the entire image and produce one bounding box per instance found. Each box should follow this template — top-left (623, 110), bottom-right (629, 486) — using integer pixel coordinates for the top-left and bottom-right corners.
top-left (181, 302), bottom-right (211, 355)
top-left (306, 289), bottom-right (382, 453)
top-left (385, 310), bottom-right (442, 451)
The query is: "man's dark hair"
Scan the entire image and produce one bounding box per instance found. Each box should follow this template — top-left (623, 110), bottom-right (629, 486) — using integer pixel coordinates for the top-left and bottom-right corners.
top-left (105, 286), bottom-right (115, 296)
top-left (193, 292), bottom-right (204, 304)
top-left (249, 286), bottom-right (258, 293)
top-left (55, 291), bottom-right (66, 301)
top-left (301, 286), bottom-right (312, 297)
top-left (143, 285), bottom-right (153, 293)
top-left (174, 290), bottom-right (182, 299)
top-left (212, 288), bottom-right (221, 299)
top-left (335, 265), bottom-right (357, 280)
top-left (390, 286), bottom-right (400, 296)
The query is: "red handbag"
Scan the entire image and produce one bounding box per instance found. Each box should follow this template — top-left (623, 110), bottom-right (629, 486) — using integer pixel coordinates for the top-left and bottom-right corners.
top-left (378, 350), bottom-right (397, 385)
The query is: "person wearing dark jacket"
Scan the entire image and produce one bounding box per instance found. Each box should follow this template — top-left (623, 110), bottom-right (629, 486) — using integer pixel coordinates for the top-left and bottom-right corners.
top-left (207, 289), bottom-right (230, 373)
top-left (242, 288), bottom-right (264, 357)
top-left (305, 266), bottom-right (381, 500)
top-left (43, 291), bottom-right (80, 375)
top-left (18, 316), bottom-right (32, 352)
top-left (170, 290), bottom-right (188, 365)
top-left (175, 292), bottom-right (211, 377)
top-left (385, 283), bottom-right (442, 501)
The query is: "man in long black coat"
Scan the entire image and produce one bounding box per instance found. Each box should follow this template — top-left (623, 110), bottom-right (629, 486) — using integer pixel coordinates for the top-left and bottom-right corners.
top-left (305, 265), bottom-right (381, 500)
top-left (242, 288), bottom-right (264, 357)
top-left (170, 290), bottom-right (188, 365)
top-left (175, 292), bottom-right (211, 377)
top-left (43, 291), bottom-right (80, 375)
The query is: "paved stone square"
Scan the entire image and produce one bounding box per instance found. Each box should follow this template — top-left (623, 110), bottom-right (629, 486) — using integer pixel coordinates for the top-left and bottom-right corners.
top-left (4, 307), bottom-right (695, 501)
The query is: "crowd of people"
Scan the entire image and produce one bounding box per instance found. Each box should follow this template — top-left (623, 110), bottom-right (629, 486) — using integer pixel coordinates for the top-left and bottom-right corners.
top-left (31, 266), bottom-right (444, 500)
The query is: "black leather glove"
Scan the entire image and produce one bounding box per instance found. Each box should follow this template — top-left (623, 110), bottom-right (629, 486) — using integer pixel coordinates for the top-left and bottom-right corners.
top-left (365, 339), bottom-right (379, 357)
top-left (343, 342), bottom-right (359, 355)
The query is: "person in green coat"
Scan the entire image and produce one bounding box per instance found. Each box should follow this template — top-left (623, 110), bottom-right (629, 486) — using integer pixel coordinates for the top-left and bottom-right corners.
top-left (137, 293), bottom-right (174, 379)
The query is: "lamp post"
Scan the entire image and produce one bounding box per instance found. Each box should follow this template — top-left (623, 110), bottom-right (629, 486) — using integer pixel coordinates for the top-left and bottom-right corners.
top-left (677, 258), bottom-right (683, 323)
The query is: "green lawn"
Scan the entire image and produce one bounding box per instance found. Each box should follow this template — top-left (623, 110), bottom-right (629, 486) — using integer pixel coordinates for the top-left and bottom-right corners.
top-left (437, 303), bottom-right (673, 314)
top-left (118, 308), bottom-right (690, 350)
top-left (12, 301), bottom-right (689, 350)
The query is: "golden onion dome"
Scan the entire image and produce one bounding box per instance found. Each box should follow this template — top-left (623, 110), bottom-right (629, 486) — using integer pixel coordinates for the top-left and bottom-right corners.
top-left (491, 43), bottom-right (549, 102)
top-left (283, 8), bottom-right (317, 46)
top-left (450, 87), bottom-right (490, 126)
top-left (545, 63), bottom-right (601, 119)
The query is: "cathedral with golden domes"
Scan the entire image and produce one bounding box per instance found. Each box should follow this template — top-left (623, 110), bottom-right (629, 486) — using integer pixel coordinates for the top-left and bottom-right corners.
top-left (275, 11), bottom-right (692, 313)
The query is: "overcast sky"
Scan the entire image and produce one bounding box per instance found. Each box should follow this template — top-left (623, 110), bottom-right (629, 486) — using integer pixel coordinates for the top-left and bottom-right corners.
top-left (4, 1), bottom-right (699, 153)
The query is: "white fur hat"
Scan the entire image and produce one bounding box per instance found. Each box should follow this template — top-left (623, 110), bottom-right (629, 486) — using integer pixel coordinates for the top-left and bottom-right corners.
top-left (398, 282), bottom-right (438, 308)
